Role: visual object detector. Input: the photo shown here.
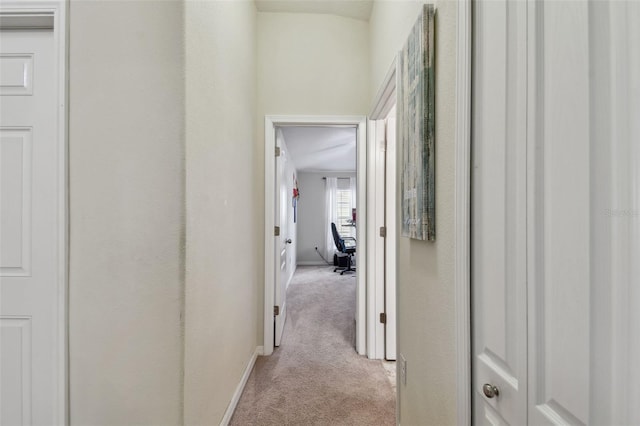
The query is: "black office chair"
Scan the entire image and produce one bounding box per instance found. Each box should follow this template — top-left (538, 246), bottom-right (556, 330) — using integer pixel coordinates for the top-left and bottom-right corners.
top-left (331, 222), bottom-right (356, 275)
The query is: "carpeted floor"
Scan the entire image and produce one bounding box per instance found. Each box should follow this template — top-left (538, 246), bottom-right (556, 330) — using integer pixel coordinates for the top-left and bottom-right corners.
top-left (229, 266), bottom-right (396, 425)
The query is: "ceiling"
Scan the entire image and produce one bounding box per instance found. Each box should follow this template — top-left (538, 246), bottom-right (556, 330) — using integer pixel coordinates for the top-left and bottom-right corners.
top-left (255, 0), bottom-right (374, 22)
top-left (280, 126), bottom-right (356, 172)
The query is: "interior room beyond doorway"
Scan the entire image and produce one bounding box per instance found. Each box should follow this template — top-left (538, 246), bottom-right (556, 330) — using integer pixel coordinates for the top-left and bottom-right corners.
top-left (271, 124), bottom-right (359, 349)
top-left (263, 116), bottom-right (367, 358)
top-left (284, 126), bottom-right (358, 268)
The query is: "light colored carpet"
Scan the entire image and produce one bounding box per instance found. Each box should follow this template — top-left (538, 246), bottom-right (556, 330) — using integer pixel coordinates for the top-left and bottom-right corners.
top-left (230, 266), bottom-right (396, 425)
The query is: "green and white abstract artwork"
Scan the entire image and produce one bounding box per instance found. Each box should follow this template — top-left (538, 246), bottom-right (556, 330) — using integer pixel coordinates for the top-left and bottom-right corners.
top-left (398, 4), bottom-right (435, 241)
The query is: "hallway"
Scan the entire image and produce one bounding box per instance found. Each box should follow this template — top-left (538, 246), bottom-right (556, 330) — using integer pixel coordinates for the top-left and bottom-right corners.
top-left (230, 267), bottom-right (395, 425)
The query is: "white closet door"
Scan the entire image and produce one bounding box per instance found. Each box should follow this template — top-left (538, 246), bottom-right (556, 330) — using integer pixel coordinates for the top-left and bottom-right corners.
top-left (471, 0), bottom-right (528, 424)
top-left (0, 25), bottom-right (62, 425)
top-left (473, 0), bottom-right (639, 424)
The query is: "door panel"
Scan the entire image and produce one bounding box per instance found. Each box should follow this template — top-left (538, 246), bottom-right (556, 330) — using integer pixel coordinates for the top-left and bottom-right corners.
top-left (472, 0), bottom-right (527, 424)
top-left (274, 129), bottom-right (287, 347)
top-left (0, 128), bottom-right (31, 276)
top-left (0, 28), bottom-right (60, 425)
top-left (476, 402), bottom-right (508, 426)
top-left (527, 1), bottom-right (590, 423)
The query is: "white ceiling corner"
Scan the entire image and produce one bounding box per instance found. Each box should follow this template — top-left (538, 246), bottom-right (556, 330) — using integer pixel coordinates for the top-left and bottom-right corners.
top-left (255, 0), bottom-right (374, 22)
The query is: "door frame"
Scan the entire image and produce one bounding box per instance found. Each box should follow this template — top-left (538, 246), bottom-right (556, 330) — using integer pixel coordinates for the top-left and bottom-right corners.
top-left (455, 0), bottom-right (472, 424)
top-left (367, 0), bottom-right (472, 420)
top-left (263, 115), bottom-right (367, 357)
top-left (368, 61), bottom-right (397, 360)
top-left (0, 2), bottom-right (68, 424)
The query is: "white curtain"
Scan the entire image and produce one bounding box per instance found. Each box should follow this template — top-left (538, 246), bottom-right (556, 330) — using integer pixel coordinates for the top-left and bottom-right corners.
top-left (350, 177), bottom-right (357, 227)
top-left (324, 177), bottom-right (338, 260)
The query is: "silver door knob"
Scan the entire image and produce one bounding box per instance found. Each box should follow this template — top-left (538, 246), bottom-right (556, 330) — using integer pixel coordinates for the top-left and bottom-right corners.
top-left (482, 383), bottom-right (499, 399)
top-left (286, 239), bottom-right (292, 244)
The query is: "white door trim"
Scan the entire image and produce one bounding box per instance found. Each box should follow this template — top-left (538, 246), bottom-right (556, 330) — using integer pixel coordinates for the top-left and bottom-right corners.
top-left (366, 119), bottom-right (386, 359)
top-left (369, 59), bottom-right (397, 360)
top-left (455, 0), bottom-right (472, 424)
top-left (0, 2), bottom-right (68, 424)
top-left (264, 115), bottom-right (367, 357)
top-left (369, 58), bottom-right (397, 119)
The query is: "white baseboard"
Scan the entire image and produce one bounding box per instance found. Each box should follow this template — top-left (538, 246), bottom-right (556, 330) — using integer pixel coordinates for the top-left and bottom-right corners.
top-left (297, 261), bottom-right (329, 266)
top-left (219, 346), bottom-right (262, 426)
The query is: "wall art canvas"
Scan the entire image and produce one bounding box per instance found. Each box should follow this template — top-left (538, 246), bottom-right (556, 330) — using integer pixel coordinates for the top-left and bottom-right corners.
top-left (398, 4), bottom-right (436, 241)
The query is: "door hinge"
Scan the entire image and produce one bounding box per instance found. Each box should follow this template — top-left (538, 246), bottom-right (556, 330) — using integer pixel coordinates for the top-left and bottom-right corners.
top-left (275, 146), bottom-right (281, 157)
top-left (380, 226), bottom-right (387, 238)
top-left (274, 226), bottom-right (280, 236)
top-left (274, 305), bottom-right (280, 316)
top-left (380, 312), bottom-right (387, 324)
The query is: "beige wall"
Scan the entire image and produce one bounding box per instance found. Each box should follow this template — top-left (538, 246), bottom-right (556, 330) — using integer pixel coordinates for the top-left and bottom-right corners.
top-left (370, 1), bottom-right (459, 424)
top-left (67, 1), bottom-right (458, 424)
top-left (68, 1), bottom-right (185, 424)
top-left (256, 12), bottom-right (370, 342)
top-left (184, 1), bottom-right (259, 424)
top-left (369, 0), bottom-right (424, 100)
top-left (257, 12), bottom-right (370, 116)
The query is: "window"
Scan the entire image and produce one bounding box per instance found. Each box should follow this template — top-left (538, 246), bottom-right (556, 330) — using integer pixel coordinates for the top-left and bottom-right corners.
top-left (336, 179), bottom-right (355, 238)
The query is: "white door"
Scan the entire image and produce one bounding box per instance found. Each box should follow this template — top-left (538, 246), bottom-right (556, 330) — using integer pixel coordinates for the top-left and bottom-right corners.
top-left (472, 0), bottom-right (528, 423)
top-left (384, 107), bottom-right (396, 361)
top-left (472, 0), bottom-right (634, 424)
top-left (1, 20), bottom-right (64, 425)
top-left (274, 129), bottom-right (288, 347)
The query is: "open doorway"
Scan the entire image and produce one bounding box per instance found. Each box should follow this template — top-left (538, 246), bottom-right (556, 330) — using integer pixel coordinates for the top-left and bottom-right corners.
top-left (247, 115), bottom-right (396, 425)
top-left (263, 116), bottom-right (367, 357)
top-left (272, 125), bottom-right (358, 347)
